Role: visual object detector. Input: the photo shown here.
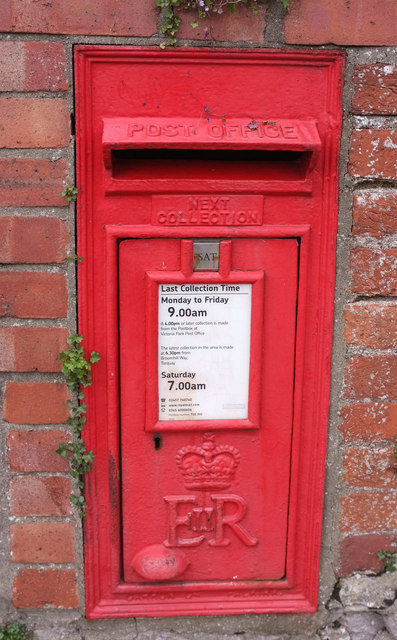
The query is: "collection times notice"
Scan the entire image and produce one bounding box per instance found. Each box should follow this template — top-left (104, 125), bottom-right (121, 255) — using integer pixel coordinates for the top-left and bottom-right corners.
top-left (158, 283), bottom-right (252, 421)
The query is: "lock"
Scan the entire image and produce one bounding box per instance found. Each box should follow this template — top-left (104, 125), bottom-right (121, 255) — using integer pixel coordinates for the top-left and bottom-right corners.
top-left (76, 46), bottom-right (344, 618)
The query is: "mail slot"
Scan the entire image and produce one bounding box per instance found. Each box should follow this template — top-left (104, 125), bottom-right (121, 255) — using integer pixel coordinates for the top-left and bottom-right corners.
top-left (75, 47), bottom-right (344, 617)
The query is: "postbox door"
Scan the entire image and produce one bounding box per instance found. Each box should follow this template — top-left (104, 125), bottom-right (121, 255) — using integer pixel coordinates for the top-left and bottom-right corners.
top-left (119, 237), bottom-right (298, 584)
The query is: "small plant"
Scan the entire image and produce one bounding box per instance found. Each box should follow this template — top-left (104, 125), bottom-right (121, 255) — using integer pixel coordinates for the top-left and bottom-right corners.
top-left (377, 550), bottom-right (397, 573)
top-left (0, 621), bottom-right (34, 640)
top-left (66, 254), bottom-right (84, 263)
top-left (158, 0), bottom-right (182, 44)
top-left (157, 0), bottom-right (289, 44)
top-left (57, 334), bottom-right (100, 517)
top-left (61, 184), bottom-right (78, 202)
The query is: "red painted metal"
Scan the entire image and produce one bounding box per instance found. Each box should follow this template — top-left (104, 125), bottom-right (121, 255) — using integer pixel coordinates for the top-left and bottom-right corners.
top-left (120, 238), bottom-right (297, 585)
top-left (102, 117), bottom-right (321, 166)
top-left (75, 47), bottom-right (344, 618)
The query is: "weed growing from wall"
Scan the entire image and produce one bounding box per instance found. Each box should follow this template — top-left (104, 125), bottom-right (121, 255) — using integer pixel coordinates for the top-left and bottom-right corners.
top-left (0, 622), bottom-right (34, 640)
top-left (57, 334), bottom-right (100, 517)
top-left (377, 550), bottom-right (397, 573)
top-left (62, 184), bottom-right (78, 202)
top-left (157, 0), bottom-right (289, 45)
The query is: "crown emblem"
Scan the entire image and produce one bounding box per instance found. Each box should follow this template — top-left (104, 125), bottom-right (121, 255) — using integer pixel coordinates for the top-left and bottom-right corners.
top-left (175, 433), bottom-right (240, 491)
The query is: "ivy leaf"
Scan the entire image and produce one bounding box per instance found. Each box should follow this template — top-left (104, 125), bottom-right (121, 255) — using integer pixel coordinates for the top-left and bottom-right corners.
top-left (61, 184), bottom-right (78, 203)
top-left (57, 332), bottom-right (100, 518)
top-left (56, 444), bottom-right (68, 457)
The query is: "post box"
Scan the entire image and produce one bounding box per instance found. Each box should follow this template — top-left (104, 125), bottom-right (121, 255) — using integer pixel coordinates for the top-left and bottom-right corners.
top-left (75, 47), bottom-right (344, 618)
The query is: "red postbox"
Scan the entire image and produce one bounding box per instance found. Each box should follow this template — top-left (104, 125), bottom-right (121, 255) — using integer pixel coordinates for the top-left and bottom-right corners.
top-left (76, 47), bottom-right (344, 617)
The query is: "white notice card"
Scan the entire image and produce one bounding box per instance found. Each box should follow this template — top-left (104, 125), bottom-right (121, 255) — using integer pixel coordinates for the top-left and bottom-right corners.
top-left (158, 283), bottom-right (252, 421)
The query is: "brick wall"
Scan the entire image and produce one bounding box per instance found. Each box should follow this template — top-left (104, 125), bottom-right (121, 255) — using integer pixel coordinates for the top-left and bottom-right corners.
top-left (0, 0), bottom-right (396, 635)
top-left (0, 34), bottom-right (79, 612)
top-left (338, 61), bottom-right (397, 578)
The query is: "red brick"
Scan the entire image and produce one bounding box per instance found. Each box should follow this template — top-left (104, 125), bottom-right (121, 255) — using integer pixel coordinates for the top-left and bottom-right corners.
top-left (0, 99), bottom-right (70, 149)
top-left (344, 303), bottom-right (397, 349)
top-left (0, 216), bottom-right (69, 264)
top-left (340, 403), bottom-right (397, 442)
top-left (13, 569), bottom-right (78, 608)
top-left (8, 430), bottom-right (70, 472)
top-left (10, 476), bottom-right (72, 516)
top-left (341, 492), bottom-right (397, 532)
top-left (0, 41), bottom-right (67, 92)
top-left (1, 0), bottom-right (157, 36)
top-left (351, 248), bottom-right (397, 296)
top-left (349, 130), bottom-right (397, 180)
top-left (0, 272), bottom-right (67, 318)
top-left (0, 158), bottom-right (67, 207)
top-left (0, 327), bottom-right (68, 372)
top-left (11, 522), bottom-right (75, 563)
top-left (343, 446), bottom-right (397, 489)
top-left (344, 356), bottom-right (397, 400)
top-left (353, 191), bottom-right (397, 237)
top-left (176, 4), bottom-right (266, 43)
top-left (353, 65), bottom-right (397, 115)
top-left (4, 382), bottom-right (70, 425)
top-left (338, 534), bottom-right (397, 577)
top-left (285, 0), bottom-right (397, 45)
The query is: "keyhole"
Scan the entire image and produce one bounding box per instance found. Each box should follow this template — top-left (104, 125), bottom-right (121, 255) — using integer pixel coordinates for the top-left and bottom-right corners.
top-left (153, 435), bottom-right (163, 451)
